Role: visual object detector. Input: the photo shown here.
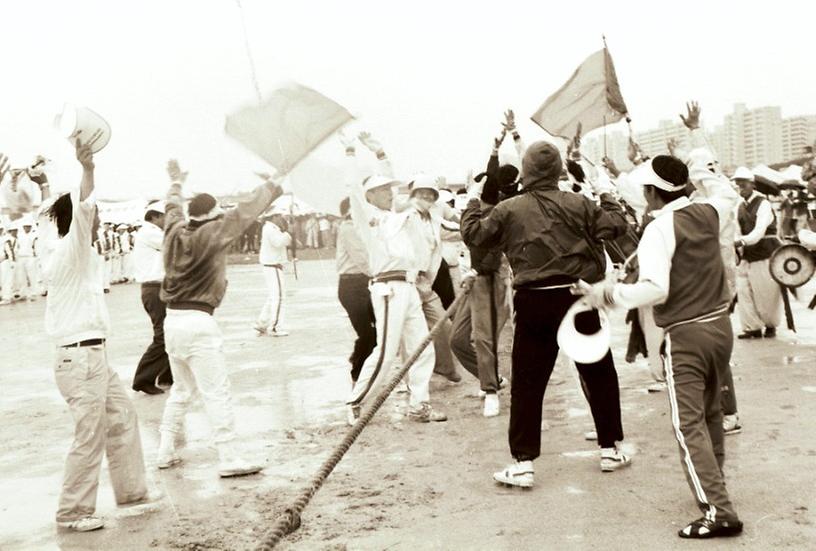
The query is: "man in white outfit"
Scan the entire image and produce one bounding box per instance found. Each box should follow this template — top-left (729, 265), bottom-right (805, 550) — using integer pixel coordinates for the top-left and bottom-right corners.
top-left (343, 131), bottom-right (447, 425)
top-left (255, 214), bottom-right (292, 336)
top-left (16, 216), bottom-right (42, 299)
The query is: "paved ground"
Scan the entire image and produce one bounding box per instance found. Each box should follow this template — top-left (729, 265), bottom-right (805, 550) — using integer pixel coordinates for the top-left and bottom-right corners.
top-left (1, 260), bottom-right (815, 550)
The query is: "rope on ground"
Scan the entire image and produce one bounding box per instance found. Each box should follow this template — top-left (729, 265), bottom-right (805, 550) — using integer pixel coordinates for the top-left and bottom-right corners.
top-left (254, 286), bottom-right (471, 550)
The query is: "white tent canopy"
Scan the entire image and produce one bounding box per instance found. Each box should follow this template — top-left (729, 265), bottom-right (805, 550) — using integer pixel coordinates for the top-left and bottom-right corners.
top-left (266, 193), bottom-right (316, 216)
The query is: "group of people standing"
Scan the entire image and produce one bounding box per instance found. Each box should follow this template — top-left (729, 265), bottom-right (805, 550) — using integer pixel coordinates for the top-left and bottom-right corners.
top-left (330, 101), bottom-right (784, 540)
top-left (23, 96), bottom-right (801, 542)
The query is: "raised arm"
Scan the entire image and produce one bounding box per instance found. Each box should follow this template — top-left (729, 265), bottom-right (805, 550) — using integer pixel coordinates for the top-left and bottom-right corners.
top-left (77, 141), bottom-right (95, 202)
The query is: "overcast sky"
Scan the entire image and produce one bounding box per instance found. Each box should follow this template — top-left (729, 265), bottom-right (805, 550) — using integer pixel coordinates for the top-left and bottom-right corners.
top-left (1, 0), bottom-right (813, 205)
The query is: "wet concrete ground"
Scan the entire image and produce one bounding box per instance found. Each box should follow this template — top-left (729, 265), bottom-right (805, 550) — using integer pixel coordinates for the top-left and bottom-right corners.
top-left (1, 260), bottom-right (815, 550)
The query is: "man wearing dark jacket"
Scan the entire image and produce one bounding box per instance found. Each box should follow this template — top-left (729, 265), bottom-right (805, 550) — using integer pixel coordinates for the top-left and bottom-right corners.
top-left (156, 161), bottom-right (282, 478)
top-left (461, 140), bottom-right (631, 488)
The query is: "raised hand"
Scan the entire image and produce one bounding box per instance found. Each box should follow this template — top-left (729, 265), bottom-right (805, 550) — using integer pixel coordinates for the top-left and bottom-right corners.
top-left (357, 131), bottom-right (383, 154)
top-left (167, 159), bottom-right (188, 183)
top-left (76, 140), bottom-right (95, 170)
top-left (494, 129), bottom-right (507, 149)
top-left (680, 101), bottom-right (701, 130)
top-left (502, 109), bottom-right (516, 132)
top-left (602, 156), bottom-right (620, 178)
top-left (666, 137), bottom-right (679, 156)
top-left (337, 130), bottom-right (355, 149)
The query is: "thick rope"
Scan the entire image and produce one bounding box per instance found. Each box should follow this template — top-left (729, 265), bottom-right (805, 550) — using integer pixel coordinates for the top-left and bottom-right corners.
top-left (254, 286), bottom-right (470, 550)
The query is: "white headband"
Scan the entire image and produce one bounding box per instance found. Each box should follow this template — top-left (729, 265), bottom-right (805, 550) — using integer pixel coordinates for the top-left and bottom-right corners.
top-left (643, 159), bottom-right (687, 192)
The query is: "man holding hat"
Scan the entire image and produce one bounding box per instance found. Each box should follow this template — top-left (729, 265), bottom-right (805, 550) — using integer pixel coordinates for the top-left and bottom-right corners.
top-left (43, 141), bottom-right (152, 532)
top-left (733, 166), bottom-right (782, 339)
top-left (462, 134), bottom-right (631, 486)
top-left (577, 102), bottom-right (744, 539)
top-left (131, 200), bottom-right (172, 394)
top-left (342, 131), bottom-right (447, 424)
top-left (254, 213), bottom-right (292, 336)
top-left (156, 160), bottom-right (282, 477)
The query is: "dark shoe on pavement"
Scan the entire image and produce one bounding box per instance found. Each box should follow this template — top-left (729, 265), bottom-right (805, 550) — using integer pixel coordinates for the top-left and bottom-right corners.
top-left (737, 330), bottom-right (762, 340)
top-left (678, 517), bottom-right (743, 539)
top-left (134, 384), bottom-right (164, 395)
top-left (764, 326), bottom-right (776, 338)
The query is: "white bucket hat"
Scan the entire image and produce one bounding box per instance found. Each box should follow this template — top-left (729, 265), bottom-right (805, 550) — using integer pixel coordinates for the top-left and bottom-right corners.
top-left (731, 167), bottom-right (754, 182)
top-left (557, 301), bottom-right (611, 364)
top-left (363, 174), bottom-right (400, 193)
top-left (408, 174), bottom-right (440, 200)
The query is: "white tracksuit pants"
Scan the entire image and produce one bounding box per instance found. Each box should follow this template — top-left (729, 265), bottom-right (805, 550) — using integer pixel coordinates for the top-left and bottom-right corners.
top-left (737, 259), bottom-right (782, 332)
top-left (257, 265), bottom-right (285, 331)
top-left (15, 256), bottom-right (41, 297)
top-left (1, 260), bottom-right (15, 301)
top-left (160, 309), bottom-right (237, 446)
top-left (347, 280), bottom-right (435, 409)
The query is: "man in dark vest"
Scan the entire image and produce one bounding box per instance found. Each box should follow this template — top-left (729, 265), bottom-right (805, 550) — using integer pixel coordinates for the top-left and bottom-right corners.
top-left (578, 141), bottom-right (743, 539)
top-left (733, 167), bottom-right (781, 339)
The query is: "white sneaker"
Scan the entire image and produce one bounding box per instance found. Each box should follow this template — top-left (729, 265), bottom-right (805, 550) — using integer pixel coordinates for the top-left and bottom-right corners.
top-left (407, 402), bottom-right (447, 423)
top-left (346, 404), bottom-right (361, 426)
top-left (118, 490), bottom-right (164, 509)
top-left (493, 460), bottom-right (534, 488)
top-left (270, 329), bottom-right (289, 337)
top-left (57, 516), bottom-right (105, 532)
top-left (584, 430), bottom-right (597, 441)
top-left (600, 447), bottom-right (632, 472)
top-left (483, 393), bottom-right (500, 417)
top-left (252, 323), bottom-right (267, 335)
top-left (218, 459), bottom-right (264, 478)
top-left (478, 376), bottom-right (508, 398)
top-left (156, 450), bottom-right (182, 469)
top-left (723, 414), bottom-right (742, 435)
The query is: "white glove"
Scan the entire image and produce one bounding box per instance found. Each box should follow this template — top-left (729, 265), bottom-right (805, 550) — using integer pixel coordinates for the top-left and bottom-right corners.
top-left (358, 131), bottom-right (383, 154)
top-left (337, 130), bottom-right (355, 150)
top-left (592, 173), bottom-right (616, 196)
top-left (466, 179), bottom-right (484, 202)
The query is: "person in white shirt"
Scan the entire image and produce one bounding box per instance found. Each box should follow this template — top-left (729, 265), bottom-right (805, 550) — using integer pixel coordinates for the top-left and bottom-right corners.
top-left (0, 225), bottom-right (17, 304)
top-left (254, 214), bottom-right (292, 336)
top-left (733, 167), bottom-right (782, 339)
top-left (43, 141), bottom-right (151, 533)
top-left (116, 224), bottom-right (133, 282)
top-left (342, 131), bottom-right (447, 425)
top-left (131, 201), bottom-right (173, 394)
top-left (15, 217), bottom-right (42, 299)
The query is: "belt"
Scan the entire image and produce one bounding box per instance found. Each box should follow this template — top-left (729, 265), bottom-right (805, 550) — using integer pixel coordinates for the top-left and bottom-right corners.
top-left (263, 263), bottom-right (283, 269)
top-left (167, 302), bottom-right (215, 315)
top-left (62, 338), bottom-right (105, 348)
top-left (372, 270), bottom-right (408, 283)
top-left (339, 273), bottom-right (370, 280)
top-left (662, 303), bottom-right (731, 333)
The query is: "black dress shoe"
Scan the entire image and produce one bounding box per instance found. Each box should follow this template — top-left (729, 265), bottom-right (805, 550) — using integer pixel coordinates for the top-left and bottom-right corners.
top-left (134, 385), bottom-right (164, 395)
top-left (764, 326), bottom-right (776, 338)
top-left (737, 330), bottom-right (762, 339)
top-left (678, 517), bottom-right (743, 539)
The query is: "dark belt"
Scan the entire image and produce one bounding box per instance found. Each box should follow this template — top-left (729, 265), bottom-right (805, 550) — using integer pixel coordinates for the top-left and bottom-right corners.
top-left (167, 302), bottom-right (215, 315)
top-left (339, 273), bottom-right (370, 281)
top-left (62, 338), bottom-right (105, 348)
top-left (372, 270), bottom-right (408, 283)
top-left (263, 263), bottom-right (283, 269)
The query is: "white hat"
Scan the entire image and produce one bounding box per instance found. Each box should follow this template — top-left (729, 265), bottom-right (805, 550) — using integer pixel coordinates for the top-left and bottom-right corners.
top-left (116, 224), bottom-right (128, 230)
top-left (437, 189), bottom-right (454, 204)
top-left (363, 174), bottom-right (400, 193)
top-left (731, 167), bottom-right (754, 182)
top-left (408, 174), bottom-right (440, 200)
top-left (145, 200), bottom-right (165, 215)
top-left (556, 301), bottom-right (611, 364)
